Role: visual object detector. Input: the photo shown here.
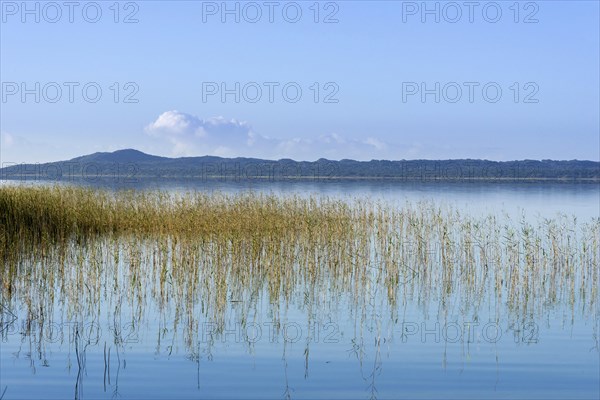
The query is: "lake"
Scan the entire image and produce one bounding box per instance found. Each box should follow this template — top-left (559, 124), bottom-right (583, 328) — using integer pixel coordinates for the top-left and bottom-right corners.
top-left (1, 179), bottom-right (598, 399)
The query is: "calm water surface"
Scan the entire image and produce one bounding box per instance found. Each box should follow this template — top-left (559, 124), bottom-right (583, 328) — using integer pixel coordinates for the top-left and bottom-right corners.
top-left (1, 180), bottom-right (599, 399)
top-left (2, 178), bottom-right (598, 218)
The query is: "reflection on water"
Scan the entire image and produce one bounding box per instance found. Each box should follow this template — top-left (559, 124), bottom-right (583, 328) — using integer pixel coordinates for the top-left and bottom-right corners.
top-left (1, 192), bottom-right (599, 399)
top-left (2, 178), bottom-right (599, 220)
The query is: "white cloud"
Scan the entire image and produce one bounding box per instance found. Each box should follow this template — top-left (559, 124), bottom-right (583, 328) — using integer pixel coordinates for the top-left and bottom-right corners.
top-left (364, 137), bottom-right (387, 151)
top-left (1, 132), bottom-right (15, 148)
top-left (145, 111), bottom-right (267, 157)
top-left (146, 110), bottom-right (404, 161)
top-left (0, 132), bottom-right (66, 164)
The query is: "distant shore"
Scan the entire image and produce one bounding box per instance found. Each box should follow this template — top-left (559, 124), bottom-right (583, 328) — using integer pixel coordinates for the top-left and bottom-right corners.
top-left (2, 149), bottom-right (599, 182)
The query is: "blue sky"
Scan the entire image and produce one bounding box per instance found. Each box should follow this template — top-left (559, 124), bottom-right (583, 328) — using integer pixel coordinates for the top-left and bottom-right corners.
top-left (1, 0), bottom-right (599, 163)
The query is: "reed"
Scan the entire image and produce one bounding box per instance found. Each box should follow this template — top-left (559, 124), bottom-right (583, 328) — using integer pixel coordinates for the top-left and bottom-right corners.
top-left (1, 185), bottom-right (598, 359)
top-left (0, 185), bottom-right (354, 259)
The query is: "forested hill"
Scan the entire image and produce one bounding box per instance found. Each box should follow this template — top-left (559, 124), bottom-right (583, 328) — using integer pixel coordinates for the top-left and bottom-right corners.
top-left (1, 149), bottom-right (598, 181)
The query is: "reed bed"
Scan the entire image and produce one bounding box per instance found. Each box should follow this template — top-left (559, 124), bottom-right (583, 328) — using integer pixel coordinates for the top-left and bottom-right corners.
top-left (0, 185), bottom-right (353, 241)
top-left (1, 185), bottom-right (598, 356)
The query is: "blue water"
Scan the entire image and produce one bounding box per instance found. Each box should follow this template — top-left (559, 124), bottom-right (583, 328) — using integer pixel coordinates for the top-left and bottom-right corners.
top-left (2, 179), bottom-right (598, 219)
top-left (1, 180), bottom-right (598, 399)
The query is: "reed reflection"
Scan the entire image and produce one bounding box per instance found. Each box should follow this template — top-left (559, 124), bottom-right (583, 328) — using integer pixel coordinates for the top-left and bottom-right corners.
top-left (1, 186), bottom-right (598, 398)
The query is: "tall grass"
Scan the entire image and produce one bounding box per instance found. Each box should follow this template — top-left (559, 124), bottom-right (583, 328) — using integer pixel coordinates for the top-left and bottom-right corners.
top-left (1, 185), bottom-right (598, 357)
top-left (0, 185), bottom-right (353, 257)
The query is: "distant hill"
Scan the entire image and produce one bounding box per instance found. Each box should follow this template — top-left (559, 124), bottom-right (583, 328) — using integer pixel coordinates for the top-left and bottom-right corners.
top-left (68, 149), bottom-right (167, 163)
top-left (1, 149), bottom-right (599, 182)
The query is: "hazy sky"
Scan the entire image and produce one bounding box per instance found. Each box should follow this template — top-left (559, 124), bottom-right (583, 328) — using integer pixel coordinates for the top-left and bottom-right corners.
top-left (1, 1), bottom-right (599, 163)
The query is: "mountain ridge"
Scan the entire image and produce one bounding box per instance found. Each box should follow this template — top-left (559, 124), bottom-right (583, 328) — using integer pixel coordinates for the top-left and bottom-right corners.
top-left (1, 149), bottom-right (599, 181)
